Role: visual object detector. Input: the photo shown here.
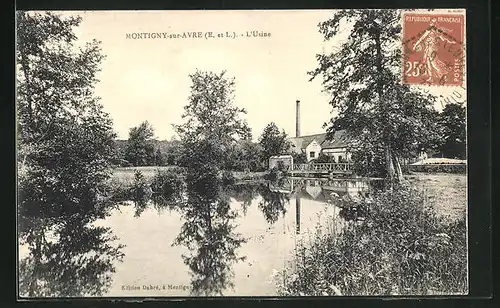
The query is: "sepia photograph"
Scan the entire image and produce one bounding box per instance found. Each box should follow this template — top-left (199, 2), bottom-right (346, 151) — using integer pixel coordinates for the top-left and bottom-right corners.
top-left (16, 9), bottom-right (468, 298)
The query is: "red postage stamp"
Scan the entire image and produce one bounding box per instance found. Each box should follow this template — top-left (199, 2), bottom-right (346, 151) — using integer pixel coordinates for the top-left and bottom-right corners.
top-left (402, 12), bottom-right (465, 86)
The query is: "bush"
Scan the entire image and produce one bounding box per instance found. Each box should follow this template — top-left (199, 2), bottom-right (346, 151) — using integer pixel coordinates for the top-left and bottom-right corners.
top-left (276, 185), bottom-right (467, 296)
top-left (291, 152), bottom-right (308, 165)
top-left (316, 152), bottom-right (334, 163)
top-left (350, 148), bottom-right (387, 177)
top-left (220, 170), bottom-right (236, 185)
top-left (131, 170), bottom-right (152, 202)
top-left (150, 169), bottom-right (186, 203)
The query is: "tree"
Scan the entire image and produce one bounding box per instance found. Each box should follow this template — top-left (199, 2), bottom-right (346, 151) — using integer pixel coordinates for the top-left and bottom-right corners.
top-left (154, 148), bottom-right (165, 166)
top-left (17, 11), bottom-right (116, 222)
top-left (227, 140), bottom-right (263, 172)
top-left (310, 9), bottom-right (439, 182)
top-left (165, 140), bottom-right (182, 165)
top-left (438, 102), bottom-right (466, 159)
top-left (124, 121), bottom-right (156, 166)
top-left (258, 122), bottom-right (291, 162)
top-left (291, 152), bottom-right (307, 164)
top-left (174, 70), bottom-right (251, 177)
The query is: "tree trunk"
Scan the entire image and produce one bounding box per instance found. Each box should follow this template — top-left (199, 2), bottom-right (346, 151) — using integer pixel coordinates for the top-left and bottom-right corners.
top-left (385, 146), bottom-right (395, 181)
top-left (393, 153), bottom-right (403, 181)
top-left (374, 26), bottom-right (396, 184)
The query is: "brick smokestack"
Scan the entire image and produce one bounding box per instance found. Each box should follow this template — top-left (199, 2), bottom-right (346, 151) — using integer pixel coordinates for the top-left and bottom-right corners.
top-left (295, 100), bottom-right (300, 137)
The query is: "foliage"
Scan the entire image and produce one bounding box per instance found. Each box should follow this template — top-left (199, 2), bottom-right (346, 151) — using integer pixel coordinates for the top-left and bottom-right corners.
top-left (310, 9), bottom-right (440, 181)
top-left (17, 11), bottom-right (116, 222)
top-left (438, 103), bottom-right (466, 159)
top-left (350, 142), bottom-right (387, 177)
top-left (174, 70), bottom-right (251, 176)
top-left (132, 170), bottom-right (152, 204)
top-left (257, 183), bottom-right (289, 225)
top-left (291, 152), bottom-right (308, 164)
top-left (227, 139), bottom-right (264, 172)
top-left (163, 140), bottom-right (182, 166)
top-left (265, 163), bottom-right (289, 181)
top-left (221, 170), bottom-right (236, 185)
top-left (124, 121), bottom-right (156, 166)
top-left (315, 152), bottom-right (335, 163)
top-left (276, 186), bottom-right (467, 296)
top-left (173, 177), bottom-right (246, 296)
top-left (18, 214), bottom-right (125, 297)
top-left (259, 122), bottom-right (291, 162)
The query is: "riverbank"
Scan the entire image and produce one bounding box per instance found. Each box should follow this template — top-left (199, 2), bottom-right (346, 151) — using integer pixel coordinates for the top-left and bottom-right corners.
top-left (111, 166), bottom-right (267, 184)
top-left (275, 174), bottom-right (467, 296)
top-left (111, 168), bottom-right (466, 219)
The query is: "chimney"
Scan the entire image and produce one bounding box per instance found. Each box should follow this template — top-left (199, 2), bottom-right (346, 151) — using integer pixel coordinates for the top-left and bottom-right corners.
top-left (295, 100), bottom-right (300, 137)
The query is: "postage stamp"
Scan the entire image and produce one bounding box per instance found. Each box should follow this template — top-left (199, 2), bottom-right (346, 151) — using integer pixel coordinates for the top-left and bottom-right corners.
top-left (402, 12), bottom-right (465, 86)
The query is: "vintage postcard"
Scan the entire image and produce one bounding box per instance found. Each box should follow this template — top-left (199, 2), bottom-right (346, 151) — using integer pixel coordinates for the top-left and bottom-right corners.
top-left (16, 9), bottom-right (467, 298)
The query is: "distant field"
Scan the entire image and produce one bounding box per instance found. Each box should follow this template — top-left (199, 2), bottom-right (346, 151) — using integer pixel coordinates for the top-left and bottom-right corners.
top-left (406, 173), bottom-right (466, 222)
top-left (112, 166), bottom-right (177, 184)
top-left (111, 166), bottom-right (267, 184)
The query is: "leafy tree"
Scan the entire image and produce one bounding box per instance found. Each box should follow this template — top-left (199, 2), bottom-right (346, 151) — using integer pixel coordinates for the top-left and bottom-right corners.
top-left (164, 139), bottom-right (182, 166)
top-left (125, 121), bottom-right (156, 166)
top-left (314, 152), bottom-right (335, 163)
top-left (310, 9), bottom-right (439, 182)
top-left (16, 11), bottom-right (116, 220)
top-left (227, 140), bottom-right (264, 172)
top-left (154, 148), bottom-right (165, 166)
top-left (258, 122), bottom-right (291, 162)
top-left (438, 102), bottom-right (466, 159)
top-left (174, 70), bottom-right (251, 176)
top-left (291, 152), bottom-right (308, 165)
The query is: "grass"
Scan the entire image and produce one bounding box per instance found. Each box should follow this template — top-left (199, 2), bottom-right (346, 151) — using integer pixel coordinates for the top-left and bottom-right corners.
top-left (112, 166), bottom-right (266, 184)
top-left (275, 183), bottom-right (467, 296)
top-left (111, 166), bottom-right (181, 185)
top-left (406, 173), bottom-right (466, 222)
top-left (233, 171), bottom-right (267, 181)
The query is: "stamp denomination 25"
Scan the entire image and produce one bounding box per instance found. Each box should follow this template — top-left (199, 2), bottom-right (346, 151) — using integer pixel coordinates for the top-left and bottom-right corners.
top-left (402, 12), bottom-right (465, 87)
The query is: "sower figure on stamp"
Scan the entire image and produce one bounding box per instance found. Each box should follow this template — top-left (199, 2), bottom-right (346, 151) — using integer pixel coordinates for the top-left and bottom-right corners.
top-left (412, 19), bottom-right (457, 84)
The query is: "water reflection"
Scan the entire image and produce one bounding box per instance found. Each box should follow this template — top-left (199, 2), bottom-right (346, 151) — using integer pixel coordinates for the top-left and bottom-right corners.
top-left (172, 175), bottom-right (247, 296)
top-left (18, 213), bottom-right (125, 297)
top-left (227, 183), bottom-right (259, 216)
top-left (267, 177), bottom-right (375, 227)
top-left (134, 175), bottom-right (374, 296)
top-left (257, 183), bottom-right (290, 225)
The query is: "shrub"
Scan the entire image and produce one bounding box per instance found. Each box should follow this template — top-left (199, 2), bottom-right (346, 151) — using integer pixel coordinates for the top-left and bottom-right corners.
top-left (291, 152), bottom-right (308, 164)
top-left (221, 170), bottom-right (236, 185)
top-left (150, 169), bottom-right (186, 203)
top-left (276, 185), bottom-right (467, 296)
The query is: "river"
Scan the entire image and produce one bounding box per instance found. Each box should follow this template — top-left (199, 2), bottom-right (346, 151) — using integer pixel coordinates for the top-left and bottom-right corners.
top-left (18, 177), bottom-right (374, 297)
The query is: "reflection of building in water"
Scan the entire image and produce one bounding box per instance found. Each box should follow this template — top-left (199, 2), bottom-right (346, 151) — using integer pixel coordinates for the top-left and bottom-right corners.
top-left (292, 178), bottom-right (370, 198)
top-left (268, 178), bottom-right (373, 236)
top-left (305, 185), bottom-right (322, 199)
top-left (295, 197), bottom-right (301, 234)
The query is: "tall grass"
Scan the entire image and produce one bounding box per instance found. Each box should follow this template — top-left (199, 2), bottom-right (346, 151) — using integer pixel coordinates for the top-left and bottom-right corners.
top-left (276, 185), bottom-right (467, 296)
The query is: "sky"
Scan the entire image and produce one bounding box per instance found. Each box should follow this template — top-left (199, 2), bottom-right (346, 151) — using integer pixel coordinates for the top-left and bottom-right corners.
top-left (55, 10), bottom-right (466, 141)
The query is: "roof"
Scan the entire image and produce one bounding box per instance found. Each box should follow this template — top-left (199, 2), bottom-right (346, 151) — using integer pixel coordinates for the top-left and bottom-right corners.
top-left (320, 130), bottom-right (349, 149)
top-left (288, 133), bottom-right (327, 150)
top-left (288, 130), bottom-right (349, 150)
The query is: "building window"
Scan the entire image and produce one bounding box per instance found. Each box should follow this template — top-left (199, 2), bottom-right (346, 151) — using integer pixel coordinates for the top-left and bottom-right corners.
top-left (310, 151), bottom-right (315, 158)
